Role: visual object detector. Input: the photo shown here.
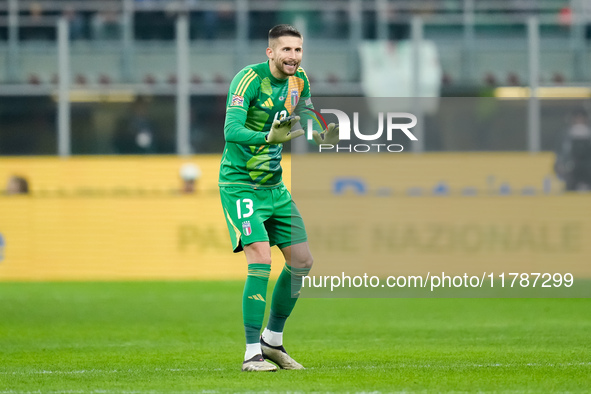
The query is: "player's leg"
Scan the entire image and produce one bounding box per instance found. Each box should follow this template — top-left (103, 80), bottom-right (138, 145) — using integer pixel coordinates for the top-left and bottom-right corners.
top-left (260, 242), bottom-right (312, 370)
top-left (241, 241), bottom-right (277, 372)
top-left (219, 187), bottom-right (277, 372)
top-left (260, 187), bottom-right (311, 369)
top-left (266, 241), bottom-right (312, 336)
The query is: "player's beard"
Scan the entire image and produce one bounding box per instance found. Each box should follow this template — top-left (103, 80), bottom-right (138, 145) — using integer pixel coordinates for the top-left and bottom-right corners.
top-left (275, 58), bottom-right (299, 77)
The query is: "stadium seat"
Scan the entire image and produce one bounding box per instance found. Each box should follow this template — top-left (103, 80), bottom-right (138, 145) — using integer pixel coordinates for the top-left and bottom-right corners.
top-left (552, 72), bottom-right (565, 85)
top-left (98, 74), bottom-right (112, 85)
top-left (191, 75), bottom-right (202, 84)
top-left (507, 72), bottom-right (521, 86)
top-left (326, 73), bottom-right (340, 84)
top-left (484, 73), bottom-right (497, 86)
top-left (75, 74), bottom-right (88, 85)
top-left (28, 74), bottom-right (42, 85)
top-left (143, 74), bottom-right (157, 85)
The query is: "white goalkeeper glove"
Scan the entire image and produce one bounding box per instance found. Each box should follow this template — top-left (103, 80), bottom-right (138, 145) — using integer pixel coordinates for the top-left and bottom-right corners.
top-left (312, 123), bottom-right (340, 145)
top-left (265, 116), bottom-right (305, 144)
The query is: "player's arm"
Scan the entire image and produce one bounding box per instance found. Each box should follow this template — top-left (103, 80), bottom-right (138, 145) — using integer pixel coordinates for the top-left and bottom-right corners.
top-left (295, 67), bottom-right (339, 146)
top-left (223, 69), bottom-right (268, 146)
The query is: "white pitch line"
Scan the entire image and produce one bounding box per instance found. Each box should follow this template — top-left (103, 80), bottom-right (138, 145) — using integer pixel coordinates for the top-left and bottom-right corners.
top-left (0, 391), bottom-right (221, 394)
top-left (306, 361), bottom-right (591, 370)
top-left (0, 368), bottom-right (225, 375)
top-left (1, 362), bottom-right (589, 377)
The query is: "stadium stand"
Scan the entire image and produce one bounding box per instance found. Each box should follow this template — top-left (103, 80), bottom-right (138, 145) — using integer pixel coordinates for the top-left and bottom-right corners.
top-left (0, 0), bottom-right (589, 155)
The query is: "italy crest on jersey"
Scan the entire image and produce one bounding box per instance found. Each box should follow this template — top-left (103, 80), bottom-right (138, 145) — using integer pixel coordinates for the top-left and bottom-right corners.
top-left (291, 89), bottom-right (299, 106)
top-left (242, 221), bottom-right (252, 236)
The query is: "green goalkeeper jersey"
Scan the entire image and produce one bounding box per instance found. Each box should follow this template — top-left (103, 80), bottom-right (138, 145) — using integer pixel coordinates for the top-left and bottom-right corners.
top-left (219, 60), bottom-right (313, 189)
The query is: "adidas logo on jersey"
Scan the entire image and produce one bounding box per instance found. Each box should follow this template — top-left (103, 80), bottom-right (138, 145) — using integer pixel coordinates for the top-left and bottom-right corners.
top-left (261, 98), bottom-right (274, 108)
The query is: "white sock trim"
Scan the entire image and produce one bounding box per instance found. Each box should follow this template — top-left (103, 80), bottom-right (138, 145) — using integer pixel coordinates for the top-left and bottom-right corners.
top-left (245, 343), bottom-right (262, 361)
top-left (262, 328), bottom-right (283, 347)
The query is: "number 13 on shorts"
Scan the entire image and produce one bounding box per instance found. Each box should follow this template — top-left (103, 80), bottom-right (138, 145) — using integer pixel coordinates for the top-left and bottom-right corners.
top-left (236, 198), bottom-right (254, 219)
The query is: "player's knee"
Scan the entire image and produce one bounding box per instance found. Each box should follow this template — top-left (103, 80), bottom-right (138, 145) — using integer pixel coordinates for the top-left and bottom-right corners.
top-left (248, 255), bottom-right (272, 265)
top-left (304, 256), bottom-right (314, 269)
top-left (296, 255), bottom-right (314, 269)
top-left (244, 242), bottom-right (272, 265)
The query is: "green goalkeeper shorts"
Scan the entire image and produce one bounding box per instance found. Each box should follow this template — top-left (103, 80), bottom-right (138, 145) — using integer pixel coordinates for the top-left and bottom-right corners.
top-left (219, 184), bottom-right (308, 252)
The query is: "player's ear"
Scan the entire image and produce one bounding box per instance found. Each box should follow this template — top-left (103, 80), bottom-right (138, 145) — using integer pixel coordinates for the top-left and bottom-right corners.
top-left (266, 46), bottom-right (273, 59)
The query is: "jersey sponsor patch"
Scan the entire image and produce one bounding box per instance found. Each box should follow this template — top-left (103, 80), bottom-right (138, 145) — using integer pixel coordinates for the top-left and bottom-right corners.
top-left (242, 221), bottom-right (252, 236)
top-left (305, 98), bottom-right (312, 106)
top-left (231, 94), bottom-right (245, 107)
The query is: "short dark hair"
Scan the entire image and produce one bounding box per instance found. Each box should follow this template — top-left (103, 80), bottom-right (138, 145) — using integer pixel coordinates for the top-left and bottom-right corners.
top-left (268, 24), bottom-right (302, 41)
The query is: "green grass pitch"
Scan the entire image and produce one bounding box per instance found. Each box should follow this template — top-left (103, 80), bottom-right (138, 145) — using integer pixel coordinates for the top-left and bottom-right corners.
top-left (1, 281), bottom-right (590, 393)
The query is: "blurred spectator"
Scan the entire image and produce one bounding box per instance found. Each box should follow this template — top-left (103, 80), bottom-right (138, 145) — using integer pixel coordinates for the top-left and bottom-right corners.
top-left (203, 10), bottom-right (221, 40)
top-left (92, 9), bottom-right (121, 40)
top-left (203, 4), bottom-right (235, 40)
top-left (554, 108), bottom-right (591, 191)
top-left (23, 2), bottom-right (53, 41)
top-left (5, 176), bottom-right (30, 195)
top-left (558, 6), bottom-right (573, 27)
top-left (179, 163), bottom-right (202, 194)
top-left (30, 2), bottom-right (43, 24)
top-left (319, 1), bottom-right (342, 39)
top-left (113, 98), bottom-right (158, 154)
top-left (571, 0), bottom-right (591, 39)
top-left (63, 6), bottom-right (85, 40)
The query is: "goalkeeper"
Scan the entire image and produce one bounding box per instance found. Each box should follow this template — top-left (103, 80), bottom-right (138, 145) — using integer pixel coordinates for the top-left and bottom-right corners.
top-left (218, 24), bottom-right (338, 372)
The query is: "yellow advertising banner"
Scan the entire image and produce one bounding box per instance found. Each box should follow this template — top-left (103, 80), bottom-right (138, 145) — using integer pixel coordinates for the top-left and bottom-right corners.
top-left (300, 195), bottom-right (591, 278)
top-left (0, 155), bottom-right (248, 195)
top-left (0, 155), bottom-right (290, 280)
top-left (0, 196), bottom-right (266, 280)
top-left (290, 153), bottom-right (591, 288)
top-left (1, 153), bottom-right (589, 282)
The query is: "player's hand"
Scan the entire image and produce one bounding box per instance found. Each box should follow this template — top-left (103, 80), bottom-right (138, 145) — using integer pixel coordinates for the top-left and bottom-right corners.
top-left (265, 116), bottom-right (305, 144)
top-left (312, 123), bottom-right (339, 145)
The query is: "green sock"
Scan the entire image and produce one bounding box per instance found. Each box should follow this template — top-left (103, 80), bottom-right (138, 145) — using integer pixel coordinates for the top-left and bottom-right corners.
top-left (267, 263), bottom-right (311, 333)
top-left (243, 263), bottom-right (271, 344)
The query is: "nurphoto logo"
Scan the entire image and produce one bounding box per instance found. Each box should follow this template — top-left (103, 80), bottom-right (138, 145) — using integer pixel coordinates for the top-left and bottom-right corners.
top-left (306, 109), bottom-right (418, 153)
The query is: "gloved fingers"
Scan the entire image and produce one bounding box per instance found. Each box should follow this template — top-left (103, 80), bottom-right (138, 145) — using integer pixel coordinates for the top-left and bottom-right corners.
top-left (289, 128), bottom-right (305, 140)
top-left (312, 130), bottom-right (323, 145)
